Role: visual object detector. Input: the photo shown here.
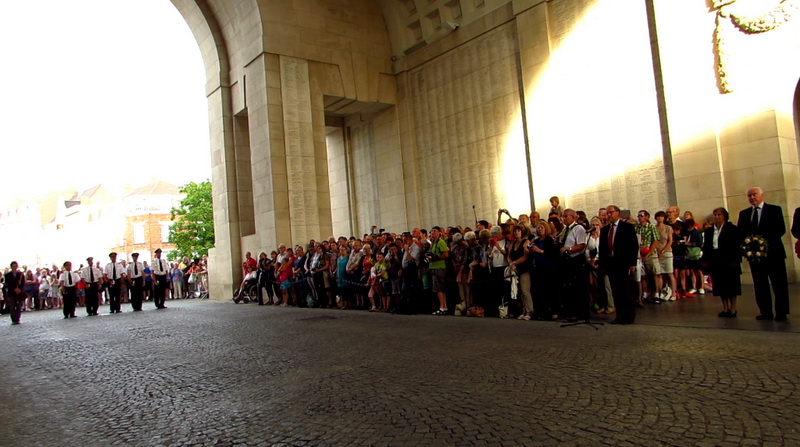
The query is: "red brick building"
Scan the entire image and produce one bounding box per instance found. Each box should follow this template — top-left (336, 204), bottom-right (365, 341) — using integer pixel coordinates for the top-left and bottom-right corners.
top-left (109, 180), bottom-right (185, 263)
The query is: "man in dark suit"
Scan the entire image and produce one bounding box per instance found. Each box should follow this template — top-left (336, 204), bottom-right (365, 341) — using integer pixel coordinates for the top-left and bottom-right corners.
top-left (598, 205), bottom-right (639, 324)
top-left (737, 187), bottom-right (789, 321)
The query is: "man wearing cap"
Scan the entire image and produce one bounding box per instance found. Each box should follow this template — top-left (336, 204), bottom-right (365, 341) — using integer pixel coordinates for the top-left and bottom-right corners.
top-left (81, 257), bottom-right (103, 316)
top-left (127, 253), bottom-right (145, 311)
top-left (104, 252), bottom-right (126, 314)
top-left (59, 261), bottom-right (82, 319)
top-left (151, 248), bottom-right (169, 309)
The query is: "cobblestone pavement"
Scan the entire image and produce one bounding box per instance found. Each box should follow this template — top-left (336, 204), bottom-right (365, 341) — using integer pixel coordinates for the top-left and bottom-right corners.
top-left (1, 295), bottom-right (799, 447)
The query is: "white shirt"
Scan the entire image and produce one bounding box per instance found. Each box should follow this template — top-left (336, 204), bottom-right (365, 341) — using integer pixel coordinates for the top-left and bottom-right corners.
top-left (127, 261), bottom-right (144, 278)
top-left (491, 239), bottom-right (508, 268)
top-left (59, 271), bottom-right (81, 287)
top-left (152, 258), bottom-right (168, 275)
top-left (563, 223), bottom-right (587, 258)
top-left (104, 262), bottom-right (125, 280)
top-left (81, 266), bottom-right (103, 284)
top-left (713, 224), bottom-right (722, 250)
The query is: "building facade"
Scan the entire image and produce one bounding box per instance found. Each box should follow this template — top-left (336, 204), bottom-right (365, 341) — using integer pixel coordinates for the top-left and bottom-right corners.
top-left (109, 181), bottom-right (184, 263)
top-left (169, 0), bottom-right (800, 296)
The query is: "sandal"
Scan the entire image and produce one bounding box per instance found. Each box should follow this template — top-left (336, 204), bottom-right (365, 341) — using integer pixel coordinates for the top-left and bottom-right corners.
top-left (517, 314), bottom-right (531, 320)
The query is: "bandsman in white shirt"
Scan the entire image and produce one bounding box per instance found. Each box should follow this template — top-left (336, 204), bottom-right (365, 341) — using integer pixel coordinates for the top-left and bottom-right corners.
top-left (151, 248), bottom-right (169, 309)
top-left (127, 252), bottom-right (145, 312)
top-left (81, 256), bottom-right (103, 316)
top-left (104, 252), bottom-right (126, 314)
top-left (59, 261), bottom-right (82, 319)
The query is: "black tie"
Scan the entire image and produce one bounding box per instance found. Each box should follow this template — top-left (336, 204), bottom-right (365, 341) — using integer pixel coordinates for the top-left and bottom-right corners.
top-left (112, 264), bottom-right (116, 279)
top-left (135, 263), bottom-right (138, 275)
top-left (90, 268), bottom-right (94, 283)
top-left (751, 206), bottom-right (759, 229)
top-left (67, 273), bottom-right (72, 286)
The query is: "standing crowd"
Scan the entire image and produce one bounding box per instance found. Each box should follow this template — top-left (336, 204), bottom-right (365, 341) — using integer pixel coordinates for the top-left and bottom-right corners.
top-left (1, 250), bottom-right (209, 325)
top-left (5, 186), bottom-right (795, 326)
top-left (234, 187), bottom-right (795, 325)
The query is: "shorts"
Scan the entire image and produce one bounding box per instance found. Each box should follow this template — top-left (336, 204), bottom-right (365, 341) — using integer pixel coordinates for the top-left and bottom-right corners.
top-left (645, 254), bottom-right (662, 275)
top-left (658, 252), bottom-right (674, 274)
top-left (634, 258), bottom-right (643, 282)
top-left (673, 256), bottom-right (685, 270)
top-left (391, 278), bottom-right (402, 295)
top-left (280, 280), bottom-right (292, 290)
top-left (431, 268), bottom-right (446, 293)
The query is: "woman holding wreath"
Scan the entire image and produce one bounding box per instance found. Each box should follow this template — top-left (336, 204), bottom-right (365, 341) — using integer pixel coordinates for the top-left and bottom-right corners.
top-left (702, 207), bottom-right (742, 317)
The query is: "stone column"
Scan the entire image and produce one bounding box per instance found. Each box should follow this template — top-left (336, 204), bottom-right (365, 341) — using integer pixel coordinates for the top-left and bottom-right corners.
top-left (207, 84), bottom-right (242, 300)
top-left (278, 56), bottom-right (332, 246)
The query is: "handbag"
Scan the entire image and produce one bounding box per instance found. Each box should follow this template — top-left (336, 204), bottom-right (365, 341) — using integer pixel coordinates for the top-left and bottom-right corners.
top-left (188, 273), bottom-right (197, 284)
top-left (498, 304), bottom-right (508, 319)
top-left (466, 306), bottom-right (484, 317)
top-left (686, 246), bottom-right (702, 261)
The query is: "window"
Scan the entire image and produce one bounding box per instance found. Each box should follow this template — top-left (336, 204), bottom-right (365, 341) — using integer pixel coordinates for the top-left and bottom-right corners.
top-left (133, 222), bottom-right (145, 244)
top-left (160, 222), bottom-right (172, 243)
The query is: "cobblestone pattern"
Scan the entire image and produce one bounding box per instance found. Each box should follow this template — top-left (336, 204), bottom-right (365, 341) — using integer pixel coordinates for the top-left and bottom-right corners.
top-left (0, 301), bottom-right (798, 446)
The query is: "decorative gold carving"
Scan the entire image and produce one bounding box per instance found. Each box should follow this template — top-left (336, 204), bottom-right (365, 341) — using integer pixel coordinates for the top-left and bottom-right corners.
top-left (712, 0), bottom-right (799, 93)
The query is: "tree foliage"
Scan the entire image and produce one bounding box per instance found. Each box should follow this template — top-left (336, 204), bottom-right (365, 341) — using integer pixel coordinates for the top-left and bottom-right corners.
top-left (167, 180), bottom-right (215, 261)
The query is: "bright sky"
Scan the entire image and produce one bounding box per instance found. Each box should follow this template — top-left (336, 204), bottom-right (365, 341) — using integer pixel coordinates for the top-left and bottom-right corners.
top-left (0, 0), bottom-right (210, 201)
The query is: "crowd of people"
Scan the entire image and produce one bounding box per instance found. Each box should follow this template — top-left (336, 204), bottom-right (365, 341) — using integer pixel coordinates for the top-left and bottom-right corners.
top-left (1, 250), bottom-right (209, 325)
top-left (231, 188), bottom-right (796, 325)
top-left (5, 187), bottom-right (795, 326)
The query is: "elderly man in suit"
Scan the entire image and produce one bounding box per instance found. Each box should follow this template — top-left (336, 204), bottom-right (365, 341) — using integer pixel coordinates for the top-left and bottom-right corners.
top-left (737, 187), bottom-right (789, 321)
top-left (599, 205), bottom-right (640, 325)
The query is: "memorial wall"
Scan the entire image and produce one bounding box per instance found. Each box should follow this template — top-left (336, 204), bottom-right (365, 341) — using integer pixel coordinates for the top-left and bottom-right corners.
top-left (404, 23), bottom-right (529, 227)
top-left (520, 0), bottom-right (672, 216)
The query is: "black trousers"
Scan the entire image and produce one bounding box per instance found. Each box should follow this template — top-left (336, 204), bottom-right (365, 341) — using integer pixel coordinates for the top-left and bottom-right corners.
top-left (108, 281), bottom-right (121, 312)
top-left (256, 271), bottom-right (273, 304)
top-left (750, 257), bottom-right (789, 317)
top-left (129, 277), bottom-right (144, 311)
top-left (153, 275), bottom-right (168, 308)
top-left (8, 295), bottom-right (23, 324)
top-left (85, 283), bottom-right (100, 315)
top-left (605, 262), bottom-right (637, 323)
top-left (532, 265), bottom-right (558, 318)
top-left (559, 256), bottom-right (587, 319)
top-left (63, 286), bottom-right (77, 318)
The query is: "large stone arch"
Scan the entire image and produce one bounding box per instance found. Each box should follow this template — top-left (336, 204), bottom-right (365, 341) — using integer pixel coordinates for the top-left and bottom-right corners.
top-left (170, 0), bottom-right (800, 297)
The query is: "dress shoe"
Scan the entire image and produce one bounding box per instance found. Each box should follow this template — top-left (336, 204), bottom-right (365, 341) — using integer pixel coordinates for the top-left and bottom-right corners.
top-left (728, 311), bottom-right (737, 318)
top-left (775, 314), bottom-right (787, 322)
top-left (718, 310), bottom-right (730, 318)
top-left (755, 314), bottom-right (774, 321)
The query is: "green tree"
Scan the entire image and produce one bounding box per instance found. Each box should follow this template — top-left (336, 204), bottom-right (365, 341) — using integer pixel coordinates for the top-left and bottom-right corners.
top-left (167, 180), bottom-right (215, 261)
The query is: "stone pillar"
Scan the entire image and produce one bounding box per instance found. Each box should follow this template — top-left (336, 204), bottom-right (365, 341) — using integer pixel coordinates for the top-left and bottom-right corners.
top-left (278, 56), bottom-right (332, 246)
top-left (207, 85), bottom-right (242, 300)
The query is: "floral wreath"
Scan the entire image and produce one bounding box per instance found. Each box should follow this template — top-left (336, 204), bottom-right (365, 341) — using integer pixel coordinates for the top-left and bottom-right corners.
top-left (741, 234), bottom-right (769, 262)
top-left (712, 0), bottom-right (800, 93)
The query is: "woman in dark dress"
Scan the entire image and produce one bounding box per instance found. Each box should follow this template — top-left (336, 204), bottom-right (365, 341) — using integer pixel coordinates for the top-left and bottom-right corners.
top-left (702, 207), bottom-right (742, 317)
top-left (530, 220), bottom-right (560, 320)
top-left (3, 261), bottom-right (25, 325)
